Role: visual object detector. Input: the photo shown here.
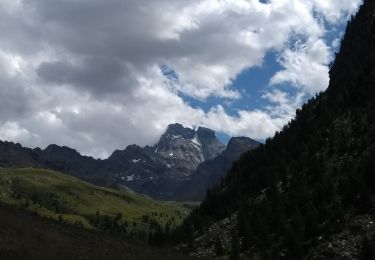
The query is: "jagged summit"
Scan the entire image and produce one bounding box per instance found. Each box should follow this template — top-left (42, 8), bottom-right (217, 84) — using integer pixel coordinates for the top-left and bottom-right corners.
top-left (196, 126), bottom-right (226, 160)
top-left (44, 144), bottom-right (81, 158)
top-left (156, 123), bottom-right (225, 160)
top-left (163, 123), bottom-right (195, 139)
top-left (154, 124), bottom-right (225, 181)
top-left (226, 136), bottom-right (256, 148)
top-left (224, 136), bottom-right (260, 160)
top-left (197, 127), bottom-right (216, 140)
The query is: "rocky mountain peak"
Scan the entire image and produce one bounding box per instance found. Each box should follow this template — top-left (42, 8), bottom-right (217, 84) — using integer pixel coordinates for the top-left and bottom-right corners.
top-left (197, 127), bottom-right (216, 141)
top-left (197, 127), bottom-right (226, 160)
top-left (163, 123), bottom-right (195, 139)
top-left (225, 137), bottom-right (259, 153)
top-left (43, 144), bottom-right (81, 159)
top-left (223, 137), bottom-right (260, 162)
top-left (108, 144), bottom-right (143, 160)
top-left (152, 123), bottom-right (226, 180)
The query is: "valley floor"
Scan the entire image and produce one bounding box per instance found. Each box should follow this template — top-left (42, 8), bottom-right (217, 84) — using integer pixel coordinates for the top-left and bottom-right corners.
top-left (0, 204), bottom-right (200, 260)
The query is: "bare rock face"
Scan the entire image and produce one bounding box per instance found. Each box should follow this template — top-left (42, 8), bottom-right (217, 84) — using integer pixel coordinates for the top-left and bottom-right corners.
top-left (197, 127), bottom-right (226, 161)
top-left (156, 124), bottom-right (205, 179)
top-left (223, 137), bottom-right (260, 162)
top-left (155, 124), bottom-right (225, 180)
top-left (178, 213), bottom-right (239, 258)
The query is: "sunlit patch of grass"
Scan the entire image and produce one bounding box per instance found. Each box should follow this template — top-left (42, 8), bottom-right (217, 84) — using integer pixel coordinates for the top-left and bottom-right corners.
top-left (0, 168), bottom-right (192, 234)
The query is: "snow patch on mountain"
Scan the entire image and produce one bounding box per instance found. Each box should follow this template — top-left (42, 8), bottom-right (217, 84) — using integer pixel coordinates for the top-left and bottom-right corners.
top-left (191, 135), bottom-right (201, 147)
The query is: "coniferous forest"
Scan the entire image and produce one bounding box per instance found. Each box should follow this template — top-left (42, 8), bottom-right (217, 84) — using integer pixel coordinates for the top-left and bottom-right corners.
top-left (173, 0), bottom-right (375, 258)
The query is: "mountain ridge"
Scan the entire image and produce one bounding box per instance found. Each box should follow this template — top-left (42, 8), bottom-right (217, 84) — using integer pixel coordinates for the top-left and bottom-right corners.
top-left (175, 136), bottom-right (260, 201)
top-left (0, 124), bottom-right (258, 200)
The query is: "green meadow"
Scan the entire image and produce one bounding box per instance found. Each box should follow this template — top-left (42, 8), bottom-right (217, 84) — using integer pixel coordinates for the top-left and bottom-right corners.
top-left (0, 168), bottom-right (192, 236)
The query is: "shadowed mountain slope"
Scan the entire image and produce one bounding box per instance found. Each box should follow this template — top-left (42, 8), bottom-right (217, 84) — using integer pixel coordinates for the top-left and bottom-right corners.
top-left (174, 1), bottom-right (375, 258)
top-left (176, 137), bottom-right (260, 201)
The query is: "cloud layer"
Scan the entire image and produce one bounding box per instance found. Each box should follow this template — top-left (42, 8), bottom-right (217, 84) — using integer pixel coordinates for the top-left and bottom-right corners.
top-left (0, 0), bottom-right (361, 157)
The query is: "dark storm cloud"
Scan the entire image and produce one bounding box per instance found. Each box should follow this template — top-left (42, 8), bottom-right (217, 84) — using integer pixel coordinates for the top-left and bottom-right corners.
top-left (37, 57), bottom-right (132, 95)
top-left (0, 4), bottom-right (42, 55)
top-left (27, 0), bottom-right (171, 57)
top-left (0, 53), bottom-right (35, 120)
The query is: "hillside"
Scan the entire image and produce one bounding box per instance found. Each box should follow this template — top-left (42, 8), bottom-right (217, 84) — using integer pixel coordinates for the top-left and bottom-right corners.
top-left (174, 0), bottom-right (375, 259)
top-left (0, 204), bottom-right (203, 260)
top-left (175, 137), bottom-right (260, 201)
top-left (0, 168), bottom-right (190, 238)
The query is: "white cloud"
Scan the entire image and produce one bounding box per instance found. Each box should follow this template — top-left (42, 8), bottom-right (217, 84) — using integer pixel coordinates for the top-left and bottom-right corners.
top-left (0, 122), bottom-right (31, 142)
top-left (268, 0), bottom-right (362, 94)
top-left (270, 38), bottom-right (331, 94)
top-left (308, 0), bottom-right (362, 23)
top-left (262, 89), bottom-right (305, 118)
top-left (203, 106), bottom-right (286, 140)
top-left (201, 89), bottom-right (305, 140)
top-left (0, 0), bottom-right (361, 157)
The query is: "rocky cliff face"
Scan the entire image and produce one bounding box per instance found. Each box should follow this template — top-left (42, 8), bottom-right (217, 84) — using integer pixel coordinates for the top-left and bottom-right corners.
top-left (223, 137), bottom-right (260, 162)
top-left (155, 124), bottom-right (225, 180)
top-left (156, 124), bottom-right (205, 179)
top-left (197, 127), bottom-right (226, 160)
top-left (0, 141), bottom-right (43, 168)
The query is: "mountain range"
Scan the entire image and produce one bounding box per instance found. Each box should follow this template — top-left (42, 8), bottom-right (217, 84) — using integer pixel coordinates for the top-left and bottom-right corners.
top-left (0, 123), bottom-right (259, 200)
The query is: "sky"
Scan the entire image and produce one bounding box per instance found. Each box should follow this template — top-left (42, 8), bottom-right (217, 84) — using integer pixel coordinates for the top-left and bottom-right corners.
top-left (0, 0), bottom-right (362, 158)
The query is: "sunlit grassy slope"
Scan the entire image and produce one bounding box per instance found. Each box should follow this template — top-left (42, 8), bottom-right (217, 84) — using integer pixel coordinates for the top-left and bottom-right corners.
top-left (0, 168), bottom-right (191, 234)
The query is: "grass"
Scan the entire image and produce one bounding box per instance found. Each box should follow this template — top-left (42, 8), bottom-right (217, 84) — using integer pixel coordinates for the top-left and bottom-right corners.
top-left (0, 167), bottom-right (192, 235)
top-left (0, 204), bottom-right (204, 260)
